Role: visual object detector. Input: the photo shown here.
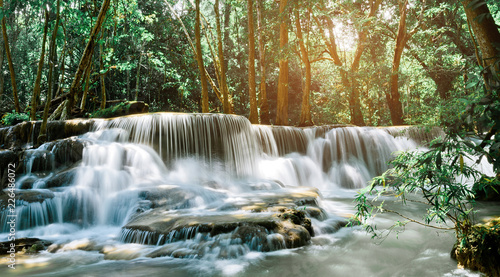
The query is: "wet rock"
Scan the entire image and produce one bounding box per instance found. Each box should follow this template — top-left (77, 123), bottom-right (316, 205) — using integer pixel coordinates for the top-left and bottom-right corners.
top-left (44, 167), bottom-right (78, 188)
top-left (46, 137), bottom-right (88, 168)
top-left (452, 217), bottom-right (500, 277)
top-left (0, 238), bottom-right (52, 255)
top-left (122, 206), bottom-right (316, 253)
top-left (0, 120), bottom-right (93, 150)
top-left (0, 189), bottom-right (55, 210)
top-left (0, 150), bottom-right (18, 189)
top-left (102, 245), bottom-right (142, 260)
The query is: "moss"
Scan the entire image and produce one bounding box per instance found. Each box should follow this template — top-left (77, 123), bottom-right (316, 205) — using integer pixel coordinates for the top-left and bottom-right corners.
top-left (453, 217), bottom-right (500, 276)
top-left (90, 101), bottom-right (149, 118)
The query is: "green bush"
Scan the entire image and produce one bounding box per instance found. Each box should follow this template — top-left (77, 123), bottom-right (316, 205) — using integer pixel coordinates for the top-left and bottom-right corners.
top-left (1, 111), bottom-right (30, 126)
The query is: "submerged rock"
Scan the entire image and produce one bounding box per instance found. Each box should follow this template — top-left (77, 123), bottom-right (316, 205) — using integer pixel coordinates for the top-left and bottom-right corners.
top-left (452, 217), bottom-right (500, 277)
top-left (0, 238), bottom-right (52, 255)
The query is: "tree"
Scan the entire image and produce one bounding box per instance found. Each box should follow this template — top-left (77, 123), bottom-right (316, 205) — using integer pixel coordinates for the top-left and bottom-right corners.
top-left (38, 0), bottom-right (61, 145)
top-left (462, 0), bottom-right (500, 69)
top-left (247, 0), bottom-right (258, 123)
top-left (66, 0), bottom-right (111, 118)
top-left (215, 0), bottom-right (230, 114)
top-left (195, 0), bottom-right (209, 113)
top-left (256, 0), bottom-right (269, 124)
top-left (30, 8), bottom-right (49, 121)
top-left (276, 0), bottom-right (289, 126)
top-left (294, 5), bottom-right (313, 126)
top-left (1, 0), bottom-right (20, 113)
top-left (387, 0), bottom-right (423, 125)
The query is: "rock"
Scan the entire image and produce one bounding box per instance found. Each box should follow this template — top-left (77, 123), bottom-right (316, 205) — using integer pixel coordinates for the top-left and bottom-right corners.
top-left (0, 119), bottom-right (93, 150)
top-left (0, 238), bottom-right (52, 255)
top-left (0, 150), bottom-right (19, 190)
top-left (46, 137), bottom-right (88, 168)
top-left (44, 167), bottom-right (78, 188)
top-left (122, 205), bottom-right (316, 254)
top-left (0, 189), bottom-right (55, 210)
top-left (90, 101), bottom-right (149, 119)
top-left (452, 217), bottom-right (500, 277)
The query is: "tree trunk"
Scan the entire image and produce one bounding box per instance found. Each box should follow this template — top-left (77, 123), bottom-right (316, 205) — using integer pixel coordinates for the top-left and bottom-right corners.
top-left (276, 0), bottom-right (289, 126)
top-left (196, 0), bottom-right (209, 113)
top-left (295, 8), bottom-right (313, 127)
top-left (462, 0), bottom-right (500, 68)
top-left (0, 35), bottom-right (4, 101)
top-left (1, 0), bottom-right (20, 113)
top-left (134, 49), bottom-right (142, 101)
top-left (66, 0), bottom-right (111, 118)
top-left (215, 0), bottom-right (230, 114)
top-left (30, 9), bottom-right (49, 121)
top-left (38, 0), bottom-right (60, 145)
top-left (100, 36), bottom-right (106, 109)
top-left (247, 0), bottom-right (259, 123)
top-left (80, 62), bottom-right (92, 110)
top-left (388, 0), bottom-right (408, 125)
top-left (256, 0), bottom-right (269, 124)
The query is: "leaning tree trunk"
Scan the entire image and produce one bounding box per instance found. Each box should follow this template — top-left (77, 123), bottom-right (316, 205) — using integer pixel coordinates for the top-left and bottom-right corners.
top-left (80, 62), bottom-right (92, 110)
top-left (247, 0), bottom-right (259, 123)
top-left (195, 0), bottom-right (209, 113)
top-left (30, 8), bottom-right (49, 121)
top-left (276, 0), bottom-right (289, 126)
top-left (38, 0), bottom-right (61, 145)
top-left (65, 0), bottom-right (111, 118)
top-left (1, 0), bottom-right (20, 113)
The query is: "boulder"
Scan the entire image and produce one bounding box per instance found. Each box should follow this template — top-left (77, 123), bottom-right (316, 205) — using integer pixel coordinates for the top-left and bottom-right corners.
top-left (90, 101), bottom-right (149, 119)
top-left (452, 217), bottom-right (500, 277)
top-left (0, 238), bottom-right (52, 255)
top-left (0, 189), bottom-right (55, 210)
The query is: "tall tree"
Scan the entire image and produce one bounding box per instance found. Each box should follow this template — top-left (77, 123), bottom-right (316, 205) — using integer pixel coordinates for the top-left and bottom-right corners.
top-left (99, 34), bottom-right (106, 109)
top-left (314, 0), bottom-right (382, 126)
top-left (66, 0), bottom-right (111, 118)
top-left (462, 0), bottom-right (500, 70)
top-left (195, 0), bottom-right (209, 113)
top-left (276, 0), bottom-right (289, 125)
top-left (39, 0), bottom-right (61, 144)
top-left (256, 0), bottom-right (269, 124)
top-left (215, 0), bottom-right (230, 113)
top-left (388, 0), bottom-right (422, 125)
top-left (248, 0), bottom-right (258, 123)
top-left (30, 8), bottom-right (49, 121)
top-left (1, 0), bottom-right (20, 113)
top-left (295, 6), bottom-right (313, 126)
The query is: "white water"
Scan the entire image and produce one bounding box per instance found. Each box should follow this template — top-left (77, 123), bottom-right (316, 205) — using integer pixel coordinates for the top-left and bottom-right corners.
top-left (1, 113), bottom-right (494, 276)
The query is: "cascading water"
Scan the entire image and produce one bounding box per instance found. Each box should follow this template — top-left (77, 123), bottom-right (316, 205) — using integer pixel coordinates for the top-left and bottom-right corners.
top-left (3, 113), bottom-right (487, 277)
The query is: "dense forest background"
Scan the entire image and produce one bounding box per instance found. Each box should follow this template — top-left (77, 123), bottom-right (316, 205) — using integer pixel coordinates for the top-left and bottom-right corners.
top-left (0, 0), bottom-right (498, 127)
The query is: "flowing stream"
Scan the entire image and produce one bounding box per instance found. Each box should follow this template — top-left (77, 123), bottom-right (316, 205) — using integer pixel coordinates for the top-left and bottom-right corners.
top-left (0, 113), bottom-right (495, 277)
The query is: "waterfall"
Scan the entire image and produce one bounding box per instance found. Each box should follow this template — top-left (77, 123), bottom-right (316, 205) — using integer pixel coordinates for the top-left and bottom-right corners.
top-left (1, 113), bottom-right (433, 247)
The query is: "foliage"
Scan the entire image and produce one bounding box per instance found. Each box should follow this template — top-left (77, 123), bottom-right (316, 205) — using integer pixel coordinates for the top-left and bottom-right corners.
top-left (354, 39), bottom-right (500, 241)
top-left (1, 112), bottom-right (30, 126)
top-left (354, 137), bottom-right (485, 239)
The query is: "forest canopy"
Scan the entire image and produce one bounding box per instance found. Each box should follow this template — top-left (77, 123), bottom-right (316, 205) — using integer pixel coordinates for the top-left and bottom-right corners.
top-left (0, 0), bottom-right (498, 128)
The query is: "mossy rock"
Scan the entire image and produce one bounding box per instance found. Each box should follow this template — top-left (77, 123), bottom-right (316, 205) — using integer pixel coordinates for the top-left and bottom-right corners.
top-left (90, 101), bottom-right (149, 118)
top-left (452, 217), bottom-right (500, 276)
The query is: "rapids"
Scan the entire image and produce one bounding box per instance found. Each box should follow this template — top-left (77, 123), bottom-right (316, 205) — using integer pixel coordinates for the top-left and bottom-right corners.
top-left (0, 113), bottom-right (492, 276)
